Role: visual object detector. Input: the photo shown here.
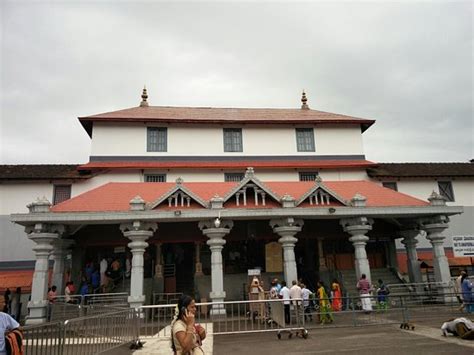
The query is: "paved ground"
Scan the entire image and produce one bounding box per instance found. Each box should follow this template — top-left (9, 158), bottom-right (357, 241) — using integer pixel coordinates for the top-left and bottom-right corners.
top-left (213, 325), bottom-right (474, 355)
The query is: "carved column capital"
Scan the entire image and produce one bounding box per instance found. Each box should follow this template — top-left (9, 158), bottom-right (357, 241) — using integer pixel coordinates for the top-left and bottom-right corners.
top-left (340, 217), bottom-right (373, 236)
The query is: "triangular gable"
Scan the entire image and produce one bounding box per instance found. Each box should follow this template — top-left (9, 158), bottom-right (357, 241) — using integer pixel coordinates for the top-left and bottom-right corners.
top-left (296, 177), bottom-right (348, 207)
top-left (148, 178), bottom-right (208, 209)
top-left (222, 168), bottom-right (281, 207)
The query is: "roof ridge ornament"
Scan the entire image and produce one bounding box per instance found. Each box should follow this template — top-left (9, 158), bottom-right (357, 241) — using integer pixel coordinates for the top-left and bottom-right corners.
top-left (245, 167), bottom-right (255, 178)
top-left (351, 193), bottom-right (367, 207)
top-left (175, 177), bottom-right (183, 185)
top-left (140, 86), bottom-right (149, 107)
top-left (428, 190), bottom-right (446, 206)
top-left (301, 90), bottom-right (309, 110)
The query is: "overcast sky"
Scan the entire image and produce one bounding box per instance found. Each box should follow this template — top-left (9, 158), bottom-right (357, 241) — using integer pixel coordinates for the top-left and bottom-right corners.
top-left (1, 1), bottom-right (472, 164)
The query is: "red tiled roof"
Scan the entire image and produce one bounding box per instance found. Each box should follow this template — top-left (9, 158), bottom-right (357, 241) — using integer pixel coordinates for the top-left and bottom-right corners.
top-left (0, 165), bottom-right (92, 180)
top-left (78, 160), bottom-right (377, 170)
top-left (51, 180), bottom-right (428, 212)
top-left (79, 106), bottom-right (375, 136)
top-left (368, 163), bottom-right (474, 178)
top-left (0, 270), bottom-right (34, 293)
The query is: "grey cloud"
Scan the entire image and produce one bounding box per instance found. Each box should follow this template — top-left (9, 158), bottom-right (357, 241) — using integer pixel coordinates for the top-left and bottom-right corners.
top-left (1, 1), bottom-right (472, 163)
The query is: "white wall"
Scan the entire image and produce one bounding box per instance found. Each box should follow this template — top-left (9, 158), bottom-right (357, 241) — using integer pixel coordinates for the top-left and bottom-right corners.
top-left (0, 183), bottom-right (54, 214)
top-left (90, 123), bottom-right (365, 156)
top-left (373, 179), bottom-right (474, 206)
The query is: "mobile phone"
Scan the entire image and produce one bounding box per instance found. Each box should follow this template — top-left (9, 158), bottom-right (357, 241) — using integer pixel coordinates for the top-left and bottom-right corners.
top-left (181, 307), bottom-right (187, 316)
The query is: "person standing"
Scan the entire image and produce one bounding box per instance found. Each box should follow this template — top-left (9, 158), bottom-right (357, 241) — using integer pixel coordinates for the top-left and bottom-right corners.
top-left (461, 273), bottom-right (473, 313)
top-left (376, 279), bottom-right (390, 311)
top-left (100, 257), bottom-right (108, 288)
top-left (279, 281), bottom-right (291, 324)
top-left (356, 274), bottom-right (372, 313)
top-left (64, 282), bottom-right (73, 303)
top-left (47, 286), bottom-right (57, 321)
top-left (455, 270), bottom-right (467, 311)
top-left (269, 279), bottom-right (279, 299)
top-left (331, 279), bottom-right (342, 312)
top-left (9, 288), bottom-right (21, 321)
top-left (0, 311), bottom-right (20, 355)
top-left (317, 281), bottom-right (334, 324)
top-left (2, 289), bottom-right (11, 314)
top-left (301, 283), bottom-right (313, 322)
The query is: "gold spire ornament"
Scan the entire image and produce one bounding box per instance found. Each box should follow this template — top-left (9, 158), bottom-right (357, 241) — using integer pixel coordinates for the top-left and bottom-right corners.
top-left (140, 86), bottom-right (149, 107)
top-left (301, 90), bottom-right (309, 110)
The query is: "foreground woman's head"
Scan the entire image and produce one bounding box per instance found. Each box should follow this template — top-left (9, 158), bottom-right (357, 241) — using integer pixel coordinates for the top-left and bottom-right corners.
top-left (176, 294), bottom-right (196, 320)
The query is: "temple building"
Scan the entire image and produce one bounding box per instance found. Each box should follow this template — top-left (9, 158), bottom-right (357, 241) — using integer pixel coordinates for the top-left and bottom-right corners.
top-left (1, 89), bottom-right (471, 324)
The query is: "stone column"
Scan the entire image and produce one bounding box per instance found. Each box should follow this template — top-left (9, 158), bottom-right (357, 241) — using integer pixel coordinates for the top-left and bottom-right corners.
top-left (317, 238), bottom-right (328, 271)
top-left (199, 218), bottom-right (233, 316)
top-left (420, 215), bottom-right (451, 290)
top-left (270, 218), bottom-right (304, 284)
top-left (340, 217), bottom-right (374, 282)
top-left (155, 242), bottom-right (163, 278)
top-left (25, 223), bottom-right (63, 324)
top-left (400, 229), bottom-right (423, 284)
top-left (120, 221), bottom-right (158, 309)
top-left (195, 242), bottom-right (204, 276)
top-left (51, 239), bottom-right (74, 294)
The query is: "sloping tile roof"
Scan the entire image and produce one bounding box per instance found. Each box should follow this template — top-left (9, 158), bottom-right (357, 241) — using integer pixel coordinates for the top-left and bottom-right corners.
top-left (78, 159), bottom-right (376, 170)
top-left (368, 163), bottom-right (474, 178)
top-left (0, 165), bottom-right (92, 180)
top-left (0, 270), bottom-right (34, 293)
top-left (51, 180), bottom-right (428, 212)
top-left (79, 106), bottom-right (375, 136)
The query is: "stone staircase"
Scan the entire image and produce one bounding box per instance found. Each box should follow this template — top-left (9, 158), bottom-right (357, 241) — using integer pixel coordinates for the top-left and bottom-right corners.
top-left (339, 268), bottom-right (404, 297)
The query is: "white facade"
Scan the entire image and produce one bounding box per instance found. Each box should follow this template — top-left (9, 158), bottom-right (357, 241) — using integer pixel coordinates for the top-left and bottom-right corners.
top-left (90, 123), bottom-right (365, 157)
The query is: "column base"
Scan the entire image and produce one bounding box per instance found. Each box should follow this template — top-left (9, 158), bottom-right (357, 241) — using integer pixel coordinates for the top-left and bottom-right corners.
top-left (26, 300), bottom-right (48, 325)
top-left (210, 291), bottom-right (226, 318)
top-left (128, 295), bottom-right (146, 309)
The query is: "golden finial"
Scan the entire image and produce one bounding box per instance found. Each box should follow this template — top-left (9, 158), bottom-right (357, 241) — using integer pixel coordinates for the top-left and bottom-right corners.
top-left (140, 86), bottom-right (149, 107)
top-left (301, 90), bottom-right (309, 110)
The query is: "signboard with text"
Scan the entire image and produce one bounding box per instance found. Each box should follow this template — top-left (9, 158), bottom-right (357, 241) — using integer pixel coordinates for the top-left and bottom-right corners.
top-left (453, 235), bottom-right (474, 257)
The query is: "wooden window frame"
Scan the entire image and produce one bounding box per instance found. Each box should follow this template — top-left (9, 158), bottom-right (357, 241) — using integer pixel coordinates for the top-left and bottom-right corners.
top-left (147, 127), bottom-right (168, 152)
top-left (296, 128), bottom-right (315, 152)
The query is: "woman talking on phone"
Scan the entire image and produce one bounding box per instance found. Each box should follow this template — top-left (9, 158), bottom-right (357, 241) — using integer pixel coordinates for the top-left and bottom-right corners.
top-left (171, 295), bottom-right (206, 355)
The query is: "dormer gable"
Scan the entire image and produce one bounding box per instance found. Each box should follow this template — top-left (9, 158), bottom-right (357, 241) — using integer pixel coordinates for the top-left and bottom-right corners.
top-left (296, 176), bottom-right (348, 207)
top-left (148, 178), bottom-right (207, 209)
top-left (223, 167), bottom-right (280, 207)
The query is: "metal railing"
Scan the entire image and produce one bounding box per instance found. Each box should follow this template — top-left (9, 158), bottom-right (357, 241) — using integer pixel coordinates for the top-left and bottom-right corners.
top-left (152, 292), bottom-right (183, 305)
top-left (49, 293), bottom-right (129, 322)
top-left (23, 308), bottom-right (139, 355)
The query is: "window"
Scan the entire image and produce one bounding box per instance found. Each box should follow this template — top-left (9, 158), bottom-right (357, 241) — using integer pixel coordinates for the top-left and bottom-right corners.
top-left (382, 182), bottom-right (398, 191)
top-left (296, 128), bottom-right (315, 152)
top-left (299, 172), bottom-right (319, 181)
top-left (223, 128), bottom-right (243, 152)
top-left (145, 174), bottom-right (167, 182)
top-left (225, 173), bottom-right (245, 182)
top-left (53, 185), bottom-right (71, 205)
top-left (147, 127), bottom-right (167, 152)
top-left (438, 181), bottom-right (455, 202)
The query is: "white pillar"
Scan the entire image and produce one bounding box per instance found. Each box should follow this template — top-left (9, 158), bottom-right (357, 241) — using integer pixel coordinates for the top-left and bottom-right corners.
top-left (270, 218), bottom-right (303, 285)
top-left (199, 219), bottom-right (233, 316)
top-left (420, 216), bottom-right (451, 286)
top-left (51, 239), bottom-right (74, 295)
top-left (121, 221), bottom-right (157, 309)
top-left (25, 224), bottom-right (62, 324)
top-left (340, 217), bottom-right (373, 282)
top-left (400, 230), bottom-right (423, 284)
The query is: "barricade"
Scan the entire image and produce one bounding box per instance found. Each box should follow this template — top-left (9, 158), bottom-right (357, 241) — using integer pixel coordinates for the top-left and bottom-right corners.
top-left (23, 308), bottom-right (138, 355)
top-left (23, 321), bottom-right (64, 355)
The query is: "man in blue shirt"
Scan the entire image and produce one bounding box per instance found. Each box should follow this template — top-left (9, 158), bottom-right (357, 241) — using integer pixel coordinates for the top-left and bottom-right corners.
top-left (0, 311), bottom-right (20, 355)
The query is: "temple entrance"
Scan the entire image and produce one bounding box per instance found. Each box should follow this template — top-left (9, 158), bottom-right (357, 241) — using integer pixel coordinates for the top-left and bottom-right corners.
top-left (162, 243), bottom-right (195, 294)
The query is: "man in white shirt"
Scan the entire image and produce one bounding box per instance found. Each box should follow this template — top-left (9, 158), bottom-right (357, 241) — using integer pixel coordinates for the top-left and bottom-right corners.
top-left (100, 257), bottom-right (108, 286)
top-left (289, 280), bottom-right (302, 304)
top-left (301, 283), bottom-right (313, 322)
top-left (279, 281), bottom-right (291, 324)
top-left (0, 311), bottom-right (20, 355)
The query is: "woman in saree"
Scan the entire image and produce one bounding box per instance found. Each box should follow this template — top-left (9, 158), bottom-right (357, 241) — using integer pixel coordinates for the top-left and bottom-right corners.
top-left (317, 281), bottom-right (334, 324)
top-left (331, 279), bottom-right (342, 312)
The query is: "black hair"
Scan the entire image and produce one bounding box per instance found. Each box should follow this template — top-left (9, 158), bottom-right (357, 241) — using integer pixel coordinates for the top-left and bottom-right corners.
top-left (171, 294), bottom-right (195, 353)
top-left (176, 295), bottom-right (194, 321)
top-left (281, 281), bottom-right (287, 287)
